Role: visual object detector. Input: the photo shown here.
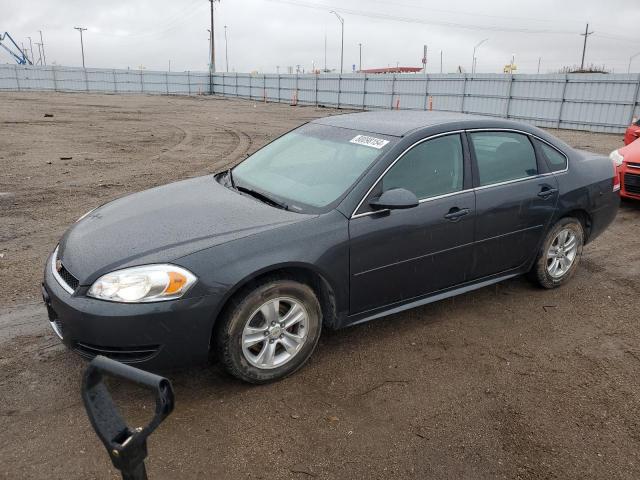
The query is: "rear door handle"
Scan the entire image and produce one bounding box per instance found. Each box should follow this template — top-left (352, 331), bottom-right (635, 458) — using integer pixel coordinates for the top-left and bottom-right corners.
top-left (444, 207), bottom-right (471, 221)
top-left (537, 187), bottom-right (558, 199)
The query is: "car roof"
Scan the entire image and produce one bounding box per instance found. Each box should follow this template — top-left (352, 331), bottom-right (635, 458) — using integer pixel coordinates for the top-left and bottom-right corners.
top-left (311, 110), bottom-right (494, 137)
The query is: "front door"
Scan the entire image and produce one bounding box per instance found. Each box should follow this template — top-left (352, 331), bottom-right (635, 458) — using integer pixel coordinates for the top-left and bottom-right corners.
top-left (349, 133), bottom-right (476, 315)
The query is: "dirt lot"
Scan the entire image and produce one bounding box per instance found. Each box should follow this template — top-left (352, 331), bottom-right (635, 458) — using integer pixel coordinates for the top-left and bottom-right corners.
top-left (1, 92), bottom-right (639, 479)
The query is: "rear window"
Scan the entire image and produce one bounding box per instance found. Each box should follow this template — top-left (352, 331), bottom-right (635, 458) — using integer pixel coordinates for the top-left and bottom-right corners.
top-left (538, 141), bottom-right (568, 172)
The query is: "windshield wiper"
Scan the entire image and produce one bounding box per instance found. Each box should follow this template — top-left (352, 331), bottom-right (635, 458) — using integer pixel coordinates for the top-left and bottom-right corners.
top-left (227, 169), bottom-right (235, 188)
top-left (236, 185), bottom-right (289, 210)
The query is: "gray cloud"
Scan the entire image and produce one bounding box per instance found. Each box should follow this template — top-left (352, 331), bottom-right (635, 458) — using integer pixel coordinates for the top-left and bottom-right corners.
top-left (2, 0), bottom-right (639, 73)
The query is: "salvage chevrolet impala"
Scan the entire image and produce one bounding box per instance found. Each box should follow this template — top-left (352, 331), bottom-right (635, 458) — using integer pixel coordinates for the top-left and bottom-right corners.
top-left (42, 111), bottom-right (619, 383)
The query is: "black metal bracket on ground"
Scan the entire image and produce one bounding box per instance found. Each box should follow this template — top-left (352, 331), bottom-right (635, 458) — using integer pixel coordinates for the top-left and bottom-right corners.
top-left (81, 355), bottom-right (175, 480)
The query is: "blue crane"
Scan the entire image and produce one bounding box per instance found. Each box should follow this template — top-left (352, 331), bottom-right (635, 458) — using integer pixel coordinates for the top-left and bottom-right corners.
top-left (0, 32), bottom-right (32, 65)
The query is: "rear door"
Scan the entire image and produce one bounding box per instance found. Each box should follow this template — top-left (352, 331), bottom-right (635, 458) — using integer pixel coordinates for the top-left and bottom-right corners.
top-left (467, 130), bottom-right (559, 279)
top-left (349, 132), bottom-right (475, 314)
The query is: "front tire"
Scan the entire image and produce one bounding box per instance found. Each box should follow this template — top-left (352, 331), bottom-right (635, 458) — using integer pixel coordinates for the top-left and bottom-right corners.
top-left (215, 279), bottom-right (322, 384)
top-left (530, 217), bottom-right (584, 289)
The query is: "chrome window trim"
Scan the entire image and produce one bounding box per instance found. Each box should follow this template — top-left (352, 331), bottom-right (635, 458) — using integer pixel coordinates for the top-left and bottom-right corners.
top-left (350, 130), bottom-right (465, 218)
top-left (350, 127), bottom-right (570, 219)
top-left (466, 128), bottom-right (569, 176)
top-left (51, 246), bottom-right (75, 295)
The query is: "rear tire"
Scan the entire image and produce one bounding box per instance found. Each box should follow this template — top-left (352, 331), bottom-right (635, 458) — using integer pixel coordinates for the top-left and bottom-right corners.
top-left (529, 217), bottom-right (584, 289)
top-left (214, 279), bottom-right (322, 384)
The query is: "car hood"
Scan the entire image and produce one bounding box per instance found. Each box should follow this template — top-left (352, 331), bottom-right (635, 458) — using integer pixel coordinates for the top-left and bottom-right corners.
top-left (58, 175), bottom-right (312, 284)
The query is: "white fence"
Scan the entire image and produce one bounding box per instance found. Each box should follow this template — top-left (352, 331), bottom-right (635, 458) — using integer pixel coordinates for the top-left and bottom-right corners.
top-left (2, 64), bottom-right (639, 133)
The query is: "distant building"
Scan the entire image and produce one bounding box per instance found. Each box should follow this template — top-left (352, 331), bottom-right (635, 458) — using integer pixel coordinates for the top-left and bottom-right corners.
top-left (358, 67), bottom-right (423, 74)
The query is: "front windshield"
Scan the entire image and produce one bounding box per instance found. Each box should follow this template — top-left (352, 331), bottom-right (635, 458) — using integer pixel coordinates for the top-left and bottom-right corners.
top-left (232, 123), bottom-right (396, 211)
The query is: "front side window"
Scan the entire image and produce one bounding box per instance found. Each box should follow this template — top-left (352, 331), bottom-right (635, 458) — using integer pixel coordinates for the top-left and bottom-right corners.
top-left (469, 132), bottom-right (537, 186)
top-left (232, 123), bottom-right (396, 211)
top-left (381, 134), bottom-right (464, 200)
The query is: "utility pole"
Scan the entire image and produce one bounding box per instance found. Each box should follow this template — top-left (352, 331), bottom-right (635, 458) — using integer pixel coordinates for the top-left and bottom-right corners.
top-left (276, 65), bottom-right (280, 74)
top-left (579, 23), bottom-right (594, 71)
top-left (224, 25), bottom-right (229, 72)
top-left (330, 11), bottom-right (344, 74)
top-left (422, 44), bottom-right (427, 73)
top-left (74, 27), bottom-right (87, 68)
top-left (440, 50), bottom-right (443, 74)
top-left (26, 36), bottom-right (35, 66)
top-left (537, 57), bottom-right (542, 74)
top-left (39, 30), bottom-right (46, 65)
top-left (209, 0), bottom-right (220, 72)
top-left (358, 43), bottom-right (362, 71)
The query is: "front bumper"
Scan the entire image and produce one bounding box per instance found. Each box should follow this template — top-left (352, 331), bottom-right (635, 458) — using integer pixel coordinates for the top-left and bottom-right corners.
top-left (620, 166), bottom-right (640, 200)
top-left (42, 252), bottom-right (220, 371)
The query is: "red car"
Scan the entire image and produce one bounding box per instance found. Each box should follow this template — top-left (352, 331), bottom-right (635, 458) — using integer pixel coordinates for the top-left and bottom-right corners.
top-left (624, 118), bottom-right (640, 145)
top-left (611, 139), bottom-right (640, 200)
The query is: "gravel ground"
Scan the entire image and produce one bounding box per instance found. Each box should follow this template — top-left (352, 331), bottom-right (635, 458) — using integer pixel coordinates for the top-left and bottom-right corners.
top-left (1, 92), bottom-right (639, 479)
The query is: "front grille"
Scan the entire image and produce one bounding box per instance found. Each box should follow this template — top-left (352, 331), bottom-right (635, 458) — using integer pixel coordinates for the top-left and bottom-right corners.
top-left (627, 162), bottom-right (640, 170)
top-left (624, 173), bottom-right (640, 195)
top-left (73, 342), bottom-right (161, 363)
top-left (57, 262), bottom-right (79, 290)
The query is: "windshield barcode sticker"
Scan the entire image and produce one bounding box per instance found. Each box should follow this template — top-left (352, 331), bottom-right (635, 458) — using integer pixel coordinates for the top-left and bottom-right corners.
top-left (350, 135), bottom-right (390, 149)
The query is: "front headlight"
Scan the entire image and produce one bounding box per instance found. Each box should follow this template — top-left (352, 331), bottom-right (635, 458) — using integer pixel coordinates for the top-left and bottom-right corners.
top-left (87, 264), bottom-right (197, 303)
top-left (610, 149), bottom-right (624, 167)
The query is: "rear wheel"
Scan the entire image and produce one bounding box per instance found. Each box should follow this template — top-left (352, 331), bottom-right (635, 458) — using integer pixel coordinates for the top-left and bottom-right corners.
top-left (215, 279), bottom-right (322, 384)
top-left (530, 217), bottom-right (584, 289)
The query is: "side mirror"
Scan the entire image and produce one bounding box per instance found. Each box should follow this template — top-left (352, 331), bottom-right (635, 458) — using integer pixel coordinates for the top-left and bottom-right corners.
top-left (369, 188), bottom-right (419, 210)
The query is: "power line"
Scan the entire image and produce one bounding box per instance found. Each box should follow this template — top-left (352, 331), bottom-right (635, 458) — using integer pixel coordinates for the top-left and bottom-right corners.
top-left (266, 0), bottom-right (576, 35)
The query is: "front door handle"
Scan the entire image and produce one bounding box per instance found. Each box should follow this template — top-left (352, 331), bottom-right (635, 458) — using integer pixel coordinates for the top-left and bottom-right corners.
top-left (444, 207), bottom-right (470, 221)
top-left (537, 187), bottom-right (558, 199)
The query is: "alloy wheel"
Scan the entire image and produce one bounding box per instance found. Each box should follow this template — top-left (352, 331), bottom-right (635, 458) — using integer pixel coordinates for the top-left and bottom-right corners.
top-left (241, 297), bottom-right (309, 369)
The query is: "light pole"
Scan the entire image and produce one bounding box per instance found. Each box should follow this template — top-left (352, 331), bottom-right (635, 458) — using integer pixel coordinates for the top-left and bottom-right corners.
top-left (39, 30), bottom-right (46, 65)
top-left (224, 25), bottom-right (229, 72)
top-left (330, 10), bottom-right (344, 74)
top-left (629, 52), bottom-right (640, 74)
top-left (74, 27), bottom-right (87, 68)
top-left (358, 43), bottom-right (362, 72)
top-left (27, 36), bottom-right (35, 66)
top-left (471, 38), bottom-right (488, 74)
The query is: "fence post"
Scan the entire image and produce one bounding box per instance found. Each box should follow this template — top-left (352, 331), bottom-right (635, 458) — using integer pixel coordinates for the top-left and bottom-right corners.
top-left (84, 68), bottom-right (89, 92)
top-left (505, 74), bottom-right (514, 119)
top-left (187, 71), bottom-right (191, 95)
top-left (165, 71), bottom-right (169, 95)
top-left (52, 65), bottom-right (57, 91)
top-left (337, 74), bottom-right (341, 109)
top-left (461, 74), bottom-right (468, 113)
top-left (277, 73), bottom-right (280, 103)
top-left (315, 73), bottom-right (318, 106)
top-left (362, 74), bottom-right (367, 110)
top-left (390, 74), bottom-right (396, 109)
top-left (628, 74), bottom-right (640, 124)
top-left (423, 74), bottom-right (430, 110)
top-left (557, 74), bottom-right (568, 129)
top-left (295, 72), bottom-right (299, 105)
top-left (140, 70), bottom-right (144, 93)
top-left (112, 69), bottom-right (117, 93)
top-left (13, 64), bottom-right (20, 91)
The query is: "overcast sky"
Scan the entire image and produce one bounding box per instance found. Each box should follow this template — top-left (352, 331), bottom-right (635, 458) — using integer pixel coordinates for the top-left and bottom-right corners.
top-left (3, 0), bottom-right (639, 74)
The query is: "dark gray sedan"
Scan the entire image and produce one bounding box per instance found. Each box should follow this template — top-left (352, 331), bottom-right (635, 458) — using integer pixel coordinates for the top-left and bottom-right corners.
top-left (42, 111), bottom-right (619, 383)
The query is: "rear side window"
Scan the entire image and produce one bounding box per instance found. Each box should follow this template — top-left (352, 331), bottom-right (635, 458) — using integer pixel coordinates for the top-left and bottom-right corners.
top-left (469, 132), bottom-right (537, 186)
top-left (538, 141), bottom-right (568, 172)
top-left (382, 134), bottom-right (464, 200)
